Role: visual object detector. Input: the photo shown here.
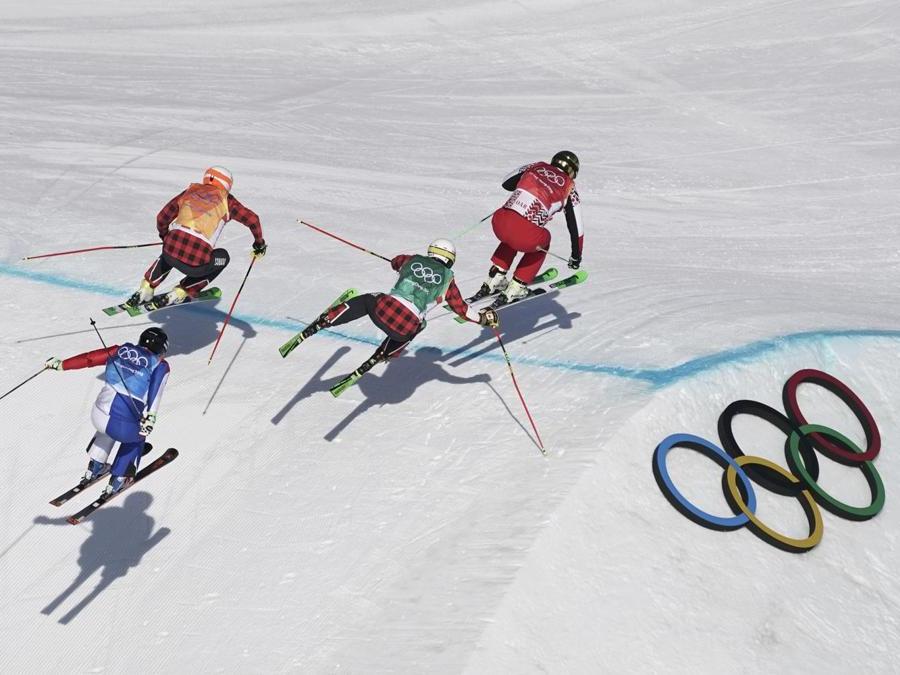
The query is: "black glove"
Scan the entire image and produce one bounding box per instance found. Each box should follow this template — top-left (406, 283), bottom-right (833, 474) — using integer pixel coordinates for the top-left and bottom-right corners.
top-left (252, 240), bottom-right (268, 259)
top-left (478, 308), bottom-right (500, 328)
top-left (567, 254), bottom-right (581, 270)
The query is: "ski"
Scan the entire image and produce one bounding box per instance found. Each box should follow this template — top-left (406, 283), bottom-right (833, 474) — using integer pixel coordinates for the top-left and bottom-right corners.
top-left (279, 288), bottom-right (358, 358)
top-left (330, 355), bottom-right (382, 397)
top-left (50, 443), bottom-right (153, 507)
top-left (102, 287), bottom-right (222, 317)
top-left (66, 448), bottom-right (178, 525)
top-left (453, 268), bottom-right (559, 323)
top-left (490, 269), bottom-right (588, 311)
top-left (330, 372), bottom-right (363, 397)
top-left (460, 267), bottom-right (558, 305)
top-left (49, 467), bottom-right (110, 507)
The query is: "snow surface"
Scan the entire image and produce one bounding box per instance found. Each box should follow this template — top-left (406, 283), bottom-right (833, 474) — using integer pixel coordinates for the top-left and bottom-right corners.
top-left (1, 0), bottom-right (899, 672)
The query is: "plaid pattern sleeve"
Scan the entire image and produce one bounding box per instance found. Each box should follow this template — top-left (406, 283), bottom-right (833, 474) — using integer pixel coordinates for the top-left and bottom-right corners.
top-left (228, 194), bottom-right (264, 244)
top-left (156, 192), bottom-right (182, 239)
top-left (374, 294), bottom-right (422, 338)
top-left (391, 254), bottom-right (412, 271)
top-left (444, 280), bottom-right (474, 322)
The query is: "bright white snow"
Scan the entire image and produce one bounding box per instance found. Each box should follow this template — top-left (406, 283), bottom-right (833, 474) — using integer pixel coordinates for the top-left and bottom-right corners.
top-left (0, 1), bottom-right (898, 672)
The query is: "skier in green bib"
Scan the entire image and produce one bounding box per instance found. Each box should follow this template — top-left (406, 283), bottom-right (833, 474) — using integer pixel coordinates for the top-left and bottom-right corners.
top-left (297, 239), bottom-right (499, 387)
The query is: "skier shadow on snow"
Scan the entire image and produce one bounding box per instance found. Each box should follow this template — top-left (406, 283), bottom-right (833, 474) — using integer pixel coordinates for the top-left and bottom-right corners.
top-left (270, 346), bottom-right (353, 425)
top-left (34, 492), bottom-right (170, 625)
top-left (149, 301), bottom-right (256, 356)
top-left (442, 293), bottom-right (580, 368)
top-left (324, 346), bottom-right (490, 441)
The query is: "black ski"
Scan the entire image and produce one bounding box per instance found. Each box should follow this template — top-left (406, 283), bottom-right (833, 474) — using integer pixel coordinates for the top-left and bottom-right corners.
top-left (50, 443), bottom-right (153, 507)
top-left (49, 468), bottom-right (111, 507)
top-left (66, 448), bottom-right (178, 524)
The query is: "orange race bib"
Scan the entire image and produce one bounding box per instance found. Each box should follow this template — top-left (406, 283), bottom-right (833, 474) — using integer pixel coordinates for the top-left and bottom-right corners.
top-left (174, 183), bottom-right (229, 241)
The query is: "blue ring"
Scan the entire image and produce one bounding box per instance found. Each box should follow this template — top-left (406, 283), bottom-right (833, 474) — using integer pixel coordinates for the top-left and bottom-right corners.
top-left (654, 433), bottom-right (758, 529)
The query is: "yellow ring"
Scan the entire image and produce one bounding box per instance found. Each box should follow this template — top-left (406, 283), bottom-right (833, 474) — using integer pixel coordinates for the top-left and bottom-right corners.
top-left (725, 456), bottom-right (824, 552)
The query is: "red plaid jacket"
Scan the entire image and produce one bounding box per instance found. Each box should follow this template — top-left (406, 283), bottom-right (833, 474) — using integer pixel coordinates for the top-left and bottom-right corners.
top-left (157, 192), bottom-right (264, 267)
top-left (375, 255), bottom-right (473, 338)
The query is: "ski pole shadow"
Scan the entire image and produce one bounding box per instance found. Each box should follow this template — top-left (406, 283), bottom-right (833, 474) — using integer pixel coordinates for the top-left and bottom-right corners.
top-left (271, 346), bottom-right (353, 425)
top-left (149, 300), bottom-right (257, 357)
top-left (443, 294), bottom-right (580, 368)
top-left (14, 320), bottom-right (156, 345)
top-left (324, 346), bottom-right (490, 441)
top-left (34, 492), bottom-right (170, 625)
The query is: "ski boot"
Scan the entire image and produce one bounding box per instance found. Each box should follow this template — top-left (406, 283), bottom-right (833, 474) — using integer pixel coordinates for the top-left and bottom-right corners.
top-left (493, 278), bottom-right (530, 308)
top-left (82, 459), bottom-right (108, 484)
top-left (148, 286), bottom-right (189, 310)
top-left (104, 475), bottom-right (134, 496)
top-left (467, 266), bottom-right (508, 302)
top-left (125, 279), bottom-right (155, 308)
top-left (300, 303), bottom-right (348, 341)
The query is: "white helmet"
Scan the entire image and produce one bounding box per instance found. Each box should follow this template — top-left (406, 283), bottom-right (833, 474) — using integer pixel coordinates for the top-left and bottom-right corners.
top-left (427, 238), bottom-right (456, 267)
top-left (203, 166), bottom-right (233, 192)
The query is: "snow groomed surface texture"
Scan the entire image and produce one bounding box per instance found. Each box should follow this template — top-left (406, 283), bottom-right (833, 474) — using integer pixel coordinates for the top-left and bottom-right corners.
top-left (1, 1), bottom-right (898, 672)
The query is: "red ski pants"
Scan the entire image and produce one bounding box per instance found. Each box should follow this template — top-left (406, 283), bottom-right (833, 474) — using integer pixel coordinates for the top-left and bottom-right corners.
top-left (490, 209), bottom-right (551, 284)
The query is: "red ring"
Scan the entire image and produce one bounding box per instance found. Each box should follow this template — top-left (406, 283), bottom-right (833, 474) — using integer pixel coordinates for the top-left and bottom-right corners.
top-left (782, 369), bottom-right (880, 464)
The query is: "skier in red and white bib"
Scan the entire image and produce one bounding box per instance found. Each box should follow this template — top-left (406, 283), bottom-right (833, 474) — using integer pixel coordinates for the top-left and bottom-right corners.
top-left (474, 150), bottom-right (583, 304)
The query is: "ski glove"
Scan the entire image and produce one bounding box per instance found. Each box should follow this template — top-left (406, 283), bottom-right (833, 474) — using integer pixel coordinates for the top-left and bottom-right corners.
top-left (478, 308), bottom-right (500, 328)
top-left (567, 255), bottom-right (581, 270)
top-left (44, 357), bottom-right (63, 371)
top-left (252, 240), bottom-right (268, 259)
top-left (139, 412), bottom-right (156, 437)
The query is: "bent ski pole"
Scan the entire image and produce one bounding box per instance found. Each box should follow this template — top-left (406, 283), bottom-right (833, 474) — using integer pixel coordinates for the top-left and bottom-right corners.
top-left (491, 327), bottom-right (545, 455)
top-left (22, 242), bottom-right (162, 261)
top-left (89, 318), bottom-right (144, 422)
top-left (0, 367), bottom-right (48, 403)
top-left (208, 257), bottom-right (256, 365)
top-left (297, 220), bottom-right (391, 262)
top-left (537, 246), bottom-right (572, 265)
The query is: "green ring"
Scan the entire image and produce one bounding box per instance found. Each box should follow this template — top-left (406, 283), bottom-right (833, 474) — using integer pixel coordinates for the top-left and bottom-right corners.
top-left (788, 425), bottom-right (885, 521)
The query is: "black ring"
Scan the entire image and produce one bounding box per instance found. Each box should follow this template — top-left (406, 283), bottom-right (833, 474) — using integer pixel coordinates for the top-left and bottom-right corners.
top-left (717, 399), bottom-right (819, 496)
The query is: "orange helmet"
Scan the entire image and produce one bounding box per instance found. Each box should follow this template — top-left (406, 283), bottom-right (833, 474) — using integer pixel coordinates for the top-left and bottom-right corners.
top-left (203, 166), bottom-right (233, 192)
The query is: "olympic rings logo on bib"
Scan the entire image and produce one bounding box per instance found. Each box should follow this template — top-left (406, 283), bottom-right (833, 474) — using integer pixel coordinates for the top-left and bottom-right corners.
top-left (117, 346), bottom-right (149, 368)
top-left (652, 369), bottom-right (885, 553)
top-left (410, 262), bottom-right (442, 285)
top-left (535, 166), bottom-right (566, 187)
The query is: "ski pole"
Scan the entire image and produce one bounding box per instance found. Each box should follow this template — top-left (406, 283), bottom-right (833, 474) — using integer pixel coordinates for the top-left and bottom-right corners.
top-left (490, 327), bottom-right (545, 455)
top-left (537, 246), bottom-right (573, 265)
top-left (208, 257), bottom-right (256, 365)
top-left (450, 212), bottom-right (493, 239)
top-left (89, 318), bottom-right (144, 422)
top-left (297, 220), bottom-right (391, 262)
top-left (0, 367), bottom-right (48, 403)
top-left (22, 242), bottom-right (162, 261)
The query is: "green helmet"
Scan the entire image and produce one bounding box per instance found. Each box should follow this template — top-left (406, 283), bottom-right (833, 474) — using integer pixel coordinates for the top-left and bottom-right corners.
top-left (551, 150), bottom-right (579, 179)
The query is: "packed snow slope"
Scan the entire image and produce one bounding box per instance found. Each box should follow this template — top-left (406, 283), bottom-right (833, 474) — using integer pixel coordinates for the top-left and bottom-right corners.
top-left (1, 1), bottom-right (899, 672)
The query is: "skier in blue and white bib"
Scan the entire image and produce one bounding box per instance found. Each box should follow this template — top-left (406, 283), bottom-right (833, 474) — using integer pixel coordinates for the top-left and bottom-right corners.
top-left (45, 327), bottom-right (170, 495)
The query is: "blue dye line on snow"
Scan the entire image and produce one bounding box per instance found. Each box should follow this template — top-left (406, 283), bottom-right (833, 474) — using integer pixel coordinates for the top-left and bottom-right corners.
top-left (4, 261), bottom-right (900, 388)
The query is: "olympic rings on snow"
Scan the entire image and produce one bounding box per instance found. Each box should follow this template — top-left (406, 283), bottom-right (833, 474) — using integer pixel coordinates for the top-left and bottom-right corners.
top-left (652, 369), bottom-right (885, 553)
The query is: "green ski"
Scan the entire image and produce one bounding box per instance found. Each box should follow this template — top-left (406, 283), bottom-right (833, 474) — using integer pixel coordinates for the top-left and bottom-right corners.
top-left (279, 288), bottom-right (358, 358)
top-left (490, 269), bottom-right (588, 312)
top-left (102, 287), bottom-right (222, 317)
top-left (454, 267), bottom-right (560, 323)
